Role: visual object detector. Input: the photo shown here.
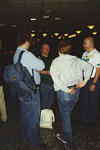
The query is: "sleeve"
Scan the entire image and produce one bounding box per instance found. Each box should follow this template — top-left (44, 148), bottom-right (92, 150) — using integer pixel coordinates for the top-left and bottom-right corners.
top-left (94, 55), bottom-right (100, 68)
top-left (78, 58), bottom-right (93, 80)
top-left (50, 61), bottom-right (69, 93)
top-left (22, 52), bottom-right (45, 71)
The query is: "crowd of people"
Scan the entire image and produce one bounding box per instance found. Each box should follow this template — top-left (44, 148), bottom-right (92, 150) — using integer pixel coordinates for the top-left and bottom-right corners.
top-left (0, 34), bottom-right (100, 150)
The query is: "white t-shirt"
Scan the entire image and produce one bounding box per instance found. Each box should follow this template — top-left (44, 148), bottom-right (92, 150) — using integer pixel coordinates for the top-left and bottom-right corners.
top-left (82, 49), bottom-right (100, 78)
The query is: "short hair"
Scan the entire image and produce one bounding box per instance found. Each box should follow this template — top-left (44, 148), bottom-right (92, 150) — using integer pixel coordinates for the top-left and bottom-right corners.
top-left (85, 37), bottom-right (94, 43)
top-left (57, 40), bottom-right (71, 54)
top-left (41, 42), bottom-right (50, 49)
top-left (17, 34), bottom-right (31, 46)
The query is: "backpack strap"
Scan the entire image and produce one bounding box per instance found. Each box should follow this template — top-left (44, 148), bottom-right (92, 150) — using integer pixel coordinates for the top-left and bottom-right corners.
top-left (17, 51), bottom-right (25, 63)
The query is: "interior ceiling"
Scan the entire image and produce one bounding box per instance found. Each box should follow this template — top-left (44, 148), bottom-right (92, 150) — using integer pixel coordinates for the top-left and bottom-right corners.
top-left (0, 0), bottom-right (100, 32)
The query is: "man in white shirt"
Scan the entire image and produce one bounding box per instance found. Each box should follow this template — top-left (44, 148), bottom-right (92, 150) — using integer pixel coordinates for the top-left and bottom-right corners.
top-left (80, 37), bottom-right (100, 128)
top-left (50, 40), bottom-right (93, 150)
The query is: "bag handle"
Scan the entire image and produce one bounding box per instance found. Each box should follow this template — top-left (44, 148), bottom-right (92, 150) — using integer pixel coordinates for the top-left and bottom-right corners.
top-left (17, 51), bottom-right (25, 63)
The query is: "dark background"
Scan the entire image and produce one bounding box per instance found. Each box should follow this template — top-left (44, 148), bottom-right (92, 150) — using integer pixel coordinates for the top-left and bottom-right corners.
top-left (0, 0), bottom-right (100, 57)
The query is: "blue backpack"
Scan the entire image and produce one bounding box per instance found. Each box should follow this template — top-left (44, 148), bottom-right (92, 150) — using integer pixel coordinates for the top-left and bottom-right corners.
top-left (4, 51), bottom-right (37, 99)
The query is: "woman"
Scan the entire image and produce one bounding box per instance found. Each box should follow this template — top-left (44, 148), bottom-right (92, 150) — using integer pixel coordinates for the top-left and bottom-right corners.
top-left (50, 40), bottom-right (93, 150)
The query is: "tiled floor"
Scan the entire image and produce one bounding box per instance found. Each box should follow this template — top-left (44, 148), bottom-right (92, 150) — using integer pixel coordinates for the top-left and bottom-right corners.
top-left (0, 99), bottom-right (100, 150)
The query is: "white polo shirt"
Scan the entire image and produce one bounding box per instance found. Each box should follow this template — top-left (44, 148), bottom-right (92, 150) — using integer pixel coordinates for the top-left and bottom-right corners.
top-left (82, 49), bottom-right (100, 78)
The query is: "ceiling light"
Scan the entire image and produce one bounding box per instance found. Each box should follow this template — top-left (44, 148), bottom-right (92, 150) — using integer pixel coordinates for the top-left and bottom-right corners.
top-left (92, 31), bottom-right (97, 35)
top-left (87, 25), bottom-right (95, 29)
top-left (68, 34), bottom-right (77, 38)
top-left (0, 24), bottom-right (5, 27)
top-left (54, 33), bottom-right (59, 36)
top-left (11, 25), bottom-right (16, 28)
top-left (58, 36), bottom-right (62, 39)
top-left (64, 33), bottom-right (68, 37)
top-left (31, 30), bottom-right (35, 33)
top-left (30, 18), bottom-right (37, 21)
top-left (54, 17), bottom-right (61, 20)
top-left (75, 30), bottom-right (81, 34)
top-left (31, 33), bottom-right (35, 37)
top-left (43, 16), bottom-right (50, 19)
top-left (42, 33), bottom-right (47, 37)
top-left (45, 10), bottom-right (52, 13)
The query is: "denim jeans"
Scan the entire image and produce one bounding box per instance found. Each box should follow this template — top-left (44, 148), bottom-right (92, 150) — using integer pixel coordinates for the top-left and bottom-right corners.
top-left (80, 79), bottom-right (100, 123)
top-left (57, 88), bottom-right (80, 149)
top-left (19, 88), bottom-right (40, 148)
top-left (40, 82), bottom-right (54, 109)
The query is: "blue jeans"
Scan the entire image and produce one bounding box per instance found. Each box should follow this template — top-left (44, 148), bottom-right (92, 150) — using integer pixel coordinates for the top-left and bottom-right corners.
top-left (40, 82), bottom-right (54, 109)
top-left (19, 89), bottom-right (40, 148)
top-left (57, 88), bottom-right (80, 149)
top-left (80, 79), bottom-right (100, 123)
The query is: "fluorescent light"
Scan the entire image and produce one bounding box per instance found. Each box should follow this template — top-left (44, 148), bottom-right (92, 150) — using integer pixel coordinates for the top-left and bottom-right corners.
top-left (87, 25), bottom-right (95, 29)
top-left (30, 18), bottom-right (37, 21)
top-left (11, 25), bottom-right (16, 28)
top-left (54, 17), bottom-right (61, 20)
top-left (31, 30), bottom-right (35, 33)
top-left (43, 16), bottom-right (50, 19)
top-left (45, 10), bottom-right (52, 13)
top-left (0, 24), bottom-right (5, 27)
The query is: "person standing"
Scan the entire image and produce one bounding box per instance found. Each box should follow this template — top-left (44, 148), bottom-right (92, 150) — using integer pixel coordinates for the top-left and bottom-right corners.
top-left (50, 40), bottom-right (93, 150)
top-left (13, 34), bottom-right (45, 150)
top-left (38, 43), bottom-right (54, 109)
top-left (0, 39), bottom-right (7, 124)
top-left (80, 37), bottom-right (100, 127)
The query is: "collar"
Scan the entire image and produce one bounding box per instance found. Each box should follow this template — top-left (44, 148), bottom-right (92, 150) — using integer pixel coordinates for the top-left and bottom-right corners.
top-left (17, 47), bottom-right (27, 51)
top-left (87, 48), bottom-right (96, 54)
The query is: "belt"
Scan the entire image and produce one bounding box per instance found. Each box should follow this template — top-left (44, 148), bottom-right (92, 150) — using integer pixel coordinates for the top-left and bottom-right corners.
top-left (36, 84), bottom-right (40, 88)
top-left (67, 85), bottom-right (76, 88)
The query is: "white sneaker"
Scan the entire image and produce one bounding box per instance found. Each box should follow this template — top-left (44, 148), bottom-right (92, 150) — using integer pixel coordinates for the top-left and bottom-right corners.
top-left (64, 144), bottom-right (71, 150)
top-left (56, 134), bottom-right (71, 150)
top-left (56, 133), bottom-right (67, 144)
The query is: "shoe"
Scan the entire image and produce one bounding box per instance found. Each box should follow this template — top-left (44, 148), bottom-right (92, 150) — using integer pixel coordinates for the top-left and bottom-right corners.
top-left (56, 133), bottom-right (67, 144)
top-left (64, 143), bottom-right (71, 150)
top-left (29, 144), bottom-right (46, 150)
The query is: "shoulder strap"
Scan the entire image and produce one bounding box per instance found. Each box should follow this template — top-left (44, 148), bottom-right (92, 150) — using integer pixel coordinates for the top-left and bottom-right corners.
top-left (18, 51), bottom-right (25, 63)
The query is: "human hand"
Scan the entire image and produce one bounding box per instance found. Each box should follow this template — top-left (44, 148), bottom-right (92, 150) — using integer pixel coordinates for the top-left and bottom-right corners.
top-left (68, 88), bottom-right (76, 94)
top-left (89, 84), bottom-right (96, 92)
top-left (76, 79), bottom-right (88, 88)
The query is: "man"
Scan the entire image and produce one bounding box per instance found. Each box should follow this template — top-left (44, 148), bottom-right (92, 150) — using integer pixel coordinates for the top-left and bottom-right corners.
top-left (0, 39), bottom-right (7, 124)
top-left (50, 40), bottom-right (93, 150)
top-left (13, 34), bottom-right (45, 150)
top-left (80, 37), bottom-right (100, 127)
top-left (38, 43), bottom-right (54, 109)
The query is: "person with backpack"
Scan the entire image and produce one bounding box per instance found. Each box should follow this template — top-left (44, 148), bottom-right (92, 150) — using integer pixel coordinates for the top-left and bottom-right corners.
top-left (50, 40), bottom-right (93, 150)
top-left (0, 39), bottom-right (7, 124)
top-left (13, 34), bottom-right (45, 150)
